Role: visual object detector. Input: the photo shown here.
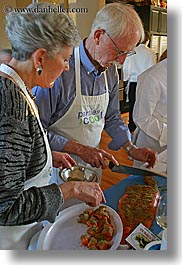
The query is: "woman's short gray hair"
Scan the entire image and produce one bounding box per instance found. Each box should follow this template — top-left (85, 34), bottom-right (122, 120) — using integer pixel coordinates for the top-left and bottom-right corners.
top-left (5, 2), bottom-right (80, 61)
top-left (90, 3), bottom-right (144, 42)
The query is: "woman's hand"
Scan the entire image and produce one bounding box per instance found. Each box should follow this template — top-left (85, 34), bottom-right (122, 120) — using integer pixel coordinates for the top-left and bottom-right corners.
top-left (59, 181), bottom-right (106, 207)
top-left (52, 151), bottom-right (77, 170)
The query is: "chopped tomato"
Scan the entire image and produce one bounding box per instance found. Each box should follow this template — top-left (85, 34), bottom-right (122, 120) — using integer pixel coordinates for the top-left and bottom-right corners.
top-left (86, 216), bottom-right (98, 227)
top-left (97, 240), bottom-right (112, 250)
top-left (78, 212), bottom-right (90, 223)
top-left (101, 224), bottom-right (114, 240)
top-left (87, 237), bottom-right (98, 249)
top-left (80, 234), bottom-right (90, 246)
top-left (87, 226), bottom-right (97, 236)
top-left (78, 206), bottom-right (114, 250)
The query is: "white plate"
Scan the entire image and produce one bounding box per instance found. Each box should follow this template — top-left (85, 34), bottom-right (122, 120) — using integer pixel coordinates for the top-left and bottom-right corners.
top-left (37, 203), bottom-right (123, 250)
top-left (37, 222), bottom-right (52, 250)
top-left (28, 230), bottom-right (42, 250)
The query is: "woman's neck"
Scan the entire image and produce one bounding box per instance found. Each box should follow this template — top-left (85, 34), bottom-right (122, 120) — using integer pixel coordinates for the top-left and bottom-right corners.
top-left (8, 59), bottom-right (34, 92)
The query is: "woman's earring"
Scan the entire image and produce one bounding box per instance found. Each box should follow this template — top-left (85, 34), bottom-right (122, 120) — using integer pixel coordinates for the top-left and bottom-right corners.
top-left (37, 65), bottom-right (42, 76)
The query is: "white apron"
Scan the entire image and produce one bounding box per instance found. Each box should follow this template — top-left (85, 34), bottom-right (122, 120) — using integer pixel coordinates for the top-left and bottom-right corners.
top-left (49, 46), bottom-right (109, 184)
top-left (0, 64), bottom-right (52, 250)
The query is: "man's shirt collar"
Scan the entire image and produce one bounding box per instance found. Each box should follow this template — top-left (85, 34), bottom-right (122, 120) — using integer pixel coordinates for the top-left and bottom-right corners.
top-left (79, 40), bottom-right (104, 76)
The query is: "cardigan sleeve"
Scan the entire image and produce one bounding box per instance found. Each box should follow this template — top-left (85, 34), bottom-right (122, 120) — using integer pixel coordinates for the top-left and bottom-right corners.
top-left (0, 78), bottom-right (63, 225)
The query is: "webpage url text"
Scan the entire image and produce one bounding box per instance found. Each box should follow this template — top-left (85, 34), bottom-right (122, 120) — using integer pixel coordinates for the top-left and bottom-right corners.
top-left (4, 5), bottom-right (89, 14)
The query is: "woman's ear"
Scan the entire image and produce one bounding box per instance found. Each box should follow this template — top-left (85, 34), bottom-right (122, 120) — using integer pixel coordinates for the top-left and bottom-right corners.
top-left (31, 48), bottom-right (46, 69)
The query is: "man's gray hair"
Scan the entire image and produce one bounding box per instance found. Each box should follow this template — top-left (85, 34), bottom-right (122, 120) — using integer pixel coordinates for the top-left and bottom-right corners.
top-left (90, 3), bottom-right (144, 42)
top-left (5, 2), bottom-right (80, 61)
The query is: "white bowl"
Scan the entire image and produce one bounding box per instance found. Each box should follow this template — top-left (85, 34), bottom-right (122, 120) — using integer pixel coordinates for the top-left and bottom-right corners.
top-left (60, 165), bottom-right (101, 183)
top-left (144, 240), bottom-right (161, 250)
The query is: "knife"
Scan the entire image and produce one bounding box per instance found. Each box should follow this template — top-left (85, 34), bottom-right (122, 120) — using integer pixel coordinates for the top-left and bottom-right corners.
top-left (108, 161), bottom-right (166, 177)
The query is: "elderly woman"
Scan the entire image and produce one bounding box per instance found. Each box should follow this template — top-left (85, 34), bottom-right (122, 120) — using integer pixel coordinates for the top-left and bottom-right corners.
top-left (0, 2), bottom-right (106, 250)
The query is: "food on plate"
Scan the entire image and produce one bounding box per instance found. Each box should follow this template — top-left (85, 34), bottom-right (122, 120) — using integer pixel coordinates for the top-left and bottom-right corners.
top-left (118, 176), bottom-right (160, 244)
top-left (78, 206), bottom-right (114, 250)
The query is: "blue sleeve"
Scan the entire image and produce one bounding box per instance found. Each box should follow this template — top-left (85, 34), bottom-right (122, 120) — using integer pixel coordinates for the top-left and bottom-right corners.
top-left (32, 86), bottom-right (55, 129)
top-left (104, 67), bottom-right (131, 150)
top-left (32, 78), bottom-right (68, 152)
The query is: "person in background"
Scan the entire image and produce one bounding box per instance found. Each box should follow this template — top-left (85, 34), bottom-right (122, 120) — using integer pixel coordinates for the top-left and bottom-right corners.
top-left (33, 3), bottom-right (157, 184)
top-left (0, 48), bottom-right (12, 65)
top-left (123, 30), bottom-right (156, 134)
top-left (0, 2), bottom-right (106, 250)
top-left (132, 50), bottom-right (167, 171)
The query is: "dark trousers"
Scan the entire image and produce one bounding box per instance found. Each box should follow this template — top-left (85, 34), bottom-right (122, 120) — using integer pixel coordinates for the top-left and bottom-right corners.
top-left (128, 82), bottom-right (137, 133)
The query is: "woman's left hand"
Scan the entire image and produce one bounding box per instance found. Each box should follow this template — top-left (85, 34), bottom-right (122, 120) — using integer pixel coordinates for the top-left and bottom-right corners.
top-left (52, 151), bottom-right (77, 169)
top-left (129, 147), bottom-right (157, 168)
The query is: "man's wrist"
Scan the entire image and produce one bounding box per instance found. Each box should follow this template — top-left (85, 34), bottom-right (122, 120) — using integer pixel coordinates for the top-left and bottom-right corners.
top-left (64, 140), bottom-right (83, 155)
top-left (125, 144), bottom-right (137, 155)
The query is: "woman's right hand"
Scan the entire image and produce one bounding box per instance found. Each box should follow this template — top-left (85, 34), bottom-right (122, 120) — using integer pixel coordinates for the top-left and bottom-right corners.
top-left (52, 151), bottom-right (77, 170)
top-left (59, 181), bottom-right (106, 207)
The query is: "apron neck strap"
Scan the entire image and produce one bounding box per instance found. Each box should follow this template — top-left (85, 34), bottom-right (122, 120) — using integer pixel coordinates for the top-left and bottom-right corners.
top-left (74, 47), bottom-right (109, 94)
top-left (74, 47), bottom-right (81, 95)
top-left (0, 64), bottom-right (40, 121)
top-left (0, 64), bottom-right (27, 93)
top-left (104, 71), bottom-right (109, 93)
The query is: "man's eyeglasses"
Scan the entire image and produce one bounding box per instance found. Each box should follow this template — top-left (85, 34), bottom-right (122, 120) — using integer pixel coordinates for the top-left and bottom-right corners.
top-left (105, 32), bottom-right (136, 57)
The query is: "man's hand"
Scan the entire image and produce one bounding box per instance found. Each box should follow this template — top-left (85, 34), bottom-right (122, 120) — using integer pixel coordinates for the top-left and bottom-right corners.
top-left (64, 141), bottom-right (119, 169)
top-left (129, 147), bottom-right (157, 168)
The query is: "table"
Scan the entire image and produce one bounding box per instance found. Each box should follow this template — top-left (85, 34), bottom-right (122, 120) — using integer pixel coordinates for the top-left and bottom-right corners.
top-left (30, 174), bottom-right (167, 250)
top-left (103, 175), bottom-right (167, 236)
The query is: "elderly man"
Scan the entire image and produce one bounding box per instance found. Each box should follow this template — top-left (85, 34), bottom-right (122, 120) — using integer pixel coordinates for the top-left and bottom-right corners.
top-left (33, 3), bottom-right (156, 182)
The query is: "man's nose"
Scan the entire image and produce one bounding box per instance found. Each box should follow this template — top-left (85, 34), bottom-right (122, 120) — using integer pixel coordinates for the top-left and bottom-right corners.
top-left (116, 54), bottom-right (127, 64)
